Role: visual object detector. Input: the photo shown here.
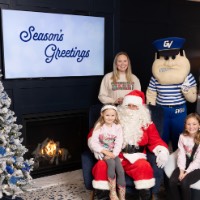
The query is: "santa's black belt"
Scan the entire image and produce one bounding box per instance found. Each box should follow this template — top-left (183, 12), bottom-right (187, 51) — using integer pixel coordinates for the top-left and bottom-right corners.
top-left (122, 145), bottom-right (145, 153)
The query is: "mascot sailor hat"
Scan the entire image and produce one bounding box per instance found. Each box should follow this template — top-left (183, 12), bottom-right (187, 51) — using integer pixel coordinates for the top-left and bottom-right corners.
top-left (153, 37), bottom-right (185, 56)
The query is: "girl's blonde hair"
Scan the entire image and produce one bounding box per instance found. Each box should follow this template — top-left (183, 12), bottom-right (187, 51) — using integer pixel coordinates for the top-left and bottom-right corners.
top-left (183, 113), bottom-right (200, 144)
top-left (111, 52), bottom-right (133, 83)
top-left (93, 105), bottom-right (120, 131)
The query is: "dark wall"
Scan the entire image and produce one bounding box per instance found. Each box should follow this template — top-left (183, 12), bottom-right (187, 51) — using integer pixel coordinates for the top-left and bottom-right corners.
top-left (0, 0), bottom-right (120, 128)
top-left (1, 0), bottom-right (200, 134)
top-left (120, 0), bottom-right (200, 113)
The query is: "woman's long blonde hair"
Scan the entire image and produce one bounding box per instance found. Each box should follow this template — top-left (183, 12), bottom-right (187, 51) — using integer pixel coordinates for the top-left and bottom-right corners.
top-left (93, 106), bottom-right (120, 131)
top-left (111, 52), bottom-right (133, 83)
top-left (183, 113), bottom-right (200, 144)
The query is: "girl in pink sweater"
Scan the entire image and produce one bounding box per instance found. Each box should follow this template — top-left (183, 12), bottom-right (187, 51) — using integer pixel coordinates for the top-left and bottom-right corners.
top-left (89, 104), bottom-right (125, 200)
top-left (169, 113), bottom-right (200, 200)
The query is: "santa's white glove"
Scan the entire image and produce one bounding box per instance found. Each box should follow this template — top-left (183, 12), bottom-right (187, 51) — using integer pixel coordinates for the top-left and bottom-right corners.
top-left (156, 151), bottom-right (169, 168)
top-left (94, 152), bottom-right (104, 160)
top-left (181, 76), bottom-right (191, 93)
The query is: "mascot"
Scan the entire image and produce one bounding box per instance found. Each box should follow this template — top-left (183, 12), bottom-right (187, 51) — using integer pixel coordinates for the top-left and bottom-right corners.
top-left (146, 37), bottom-right (197, 151)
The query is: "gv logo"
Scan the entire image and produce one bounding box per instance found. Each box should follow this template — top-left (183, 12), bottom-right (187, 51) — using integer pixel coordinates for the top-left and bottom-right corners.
top-left (163, 40), bottom-right (173, 48)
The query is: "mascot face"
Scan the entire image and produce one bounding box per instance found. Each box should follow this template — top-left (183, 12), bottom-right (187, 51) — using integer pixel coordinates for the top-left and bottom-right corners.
top-left (152, 52), bottom-right (190, 85)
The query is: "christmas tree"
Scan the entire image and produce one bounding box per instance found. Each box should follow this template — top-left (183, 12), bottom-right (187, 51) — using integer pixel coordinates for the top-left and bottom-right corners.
top-left (0, 80), bottom-right (34, 199)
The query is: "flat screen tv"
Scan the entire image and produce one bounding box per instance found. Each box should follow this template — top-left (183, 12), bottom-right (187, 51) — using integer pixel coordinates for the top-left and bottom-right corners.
top-left (1, 9), bottom-right (105, 79)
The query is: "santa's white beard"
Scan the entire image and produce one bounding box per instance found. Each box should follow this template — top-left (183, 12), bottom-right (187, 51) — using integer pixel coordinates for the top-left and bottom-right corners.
top-left (117, 105), bottom-right (151, 146)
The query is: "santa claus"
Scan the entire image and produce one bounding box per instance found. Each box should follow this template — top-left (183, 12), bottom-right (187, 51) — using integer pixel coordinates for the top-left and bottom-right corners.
top-left (88, 90), bottom-right (169, 200)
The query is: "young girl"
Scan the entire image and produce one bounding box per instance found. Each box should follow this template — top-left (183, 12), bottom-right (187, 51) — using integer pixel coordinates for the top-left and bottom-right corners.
top-left (169, 113), bottom-right (200, 200)
top-left (89, 104), bottom-right (125, 200)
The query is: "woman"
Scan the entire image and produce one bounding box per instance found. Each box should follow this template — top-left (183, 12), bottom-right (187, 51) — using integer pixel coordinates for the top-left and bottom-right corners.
top-left (98, 52), bottom-right (141, 105)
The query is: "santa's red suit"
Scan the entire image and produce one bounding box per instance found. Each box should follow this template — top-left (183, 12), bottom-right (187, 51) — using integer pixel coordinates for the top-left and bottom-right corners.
top-left (88, 90), bottom-right (169, 190)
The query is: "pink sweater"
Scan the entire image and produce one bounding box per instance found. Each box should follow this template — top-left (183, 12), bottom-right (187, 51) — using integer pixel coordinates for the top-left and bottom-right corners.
top-left (177, 134), bottom-right (200, 173)
top-left (90, 123), bottom-right (123, 157)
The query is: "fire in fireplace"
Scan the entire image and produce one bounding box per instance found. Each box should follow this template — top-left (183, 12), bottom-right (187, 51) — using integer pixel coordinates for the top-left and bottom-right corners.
top-left (32, 137), bottom-right (71, 168)
top-left (22, 110), bottom-right (88, 178)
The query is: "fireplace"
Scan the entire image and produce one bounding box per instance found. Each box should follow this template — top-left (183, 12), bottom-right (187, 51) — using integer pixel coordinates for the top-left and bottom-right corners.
top-left (22, 110), bottom-right (88, 178)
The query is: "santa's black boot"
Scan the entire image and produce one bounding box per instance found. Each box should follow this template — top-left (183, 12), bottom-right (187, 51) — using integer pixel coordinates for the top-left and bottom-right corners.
top-left (139, 189), bottom-right (151, 200)
top-left (95, 189), bottom-right (109, 200)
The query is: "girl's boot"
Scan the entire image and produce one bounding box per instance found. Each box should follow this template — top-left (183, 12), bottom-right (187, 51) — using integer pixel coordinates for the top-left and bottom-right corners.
top-left (118, 185), bottom-right (126, 200)
top-left (108, 177), bottom-right (119, 200)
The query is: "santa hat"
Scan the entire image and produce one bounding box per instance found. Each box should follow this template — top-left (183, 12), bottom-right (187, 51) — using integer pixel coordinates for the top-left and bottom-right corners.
top-left (122, 90), bottom-right (145, 106)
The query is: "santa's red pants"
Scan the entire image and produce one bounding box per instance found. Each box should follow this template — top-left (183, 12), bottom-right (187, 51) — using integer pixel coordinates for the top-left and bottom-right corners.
top-left (92, 154), bottom-right (155, 190)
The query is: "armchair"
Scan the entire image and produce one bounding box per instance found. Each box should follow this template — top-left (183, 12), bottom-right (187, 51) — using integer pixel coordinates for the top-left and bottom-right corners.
top-left (81, 104), bottom-right (165, 199)
top-left (164, 150), bottom-right (200, 200)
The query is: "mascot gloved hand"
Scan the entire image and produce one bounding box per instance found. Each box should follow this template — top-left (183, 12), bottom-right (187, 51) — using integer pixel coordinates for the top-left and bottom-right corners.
top-left (146, 37), bottom-right (197, 151)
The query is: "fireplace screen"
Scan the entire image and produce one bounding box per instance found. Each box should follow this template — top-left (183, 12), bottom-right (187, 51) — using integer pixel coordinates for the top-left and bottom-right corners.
top-left (23, 111), bottom-right (87, 177)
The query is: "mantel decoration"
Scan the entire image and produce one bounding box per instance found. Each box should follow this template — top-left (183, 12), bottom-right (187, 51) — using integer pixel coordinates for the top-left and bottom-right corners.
top-left (0, 74), bottom-right (34, 199)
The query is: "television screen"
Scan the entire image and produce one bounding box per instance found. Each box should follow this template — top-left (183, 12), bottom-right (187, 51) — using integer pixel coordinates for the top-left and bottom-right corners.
top-left (1, 9), bottom-right (105, 79)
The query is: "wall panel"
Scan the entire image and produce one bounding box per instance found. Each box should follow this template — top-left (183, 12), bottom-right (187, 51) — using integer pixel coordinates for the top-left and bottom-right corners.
top-left (0, 0), bottom-right (119, 132)
top-left (120, 0), bottom-right (199, 113)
